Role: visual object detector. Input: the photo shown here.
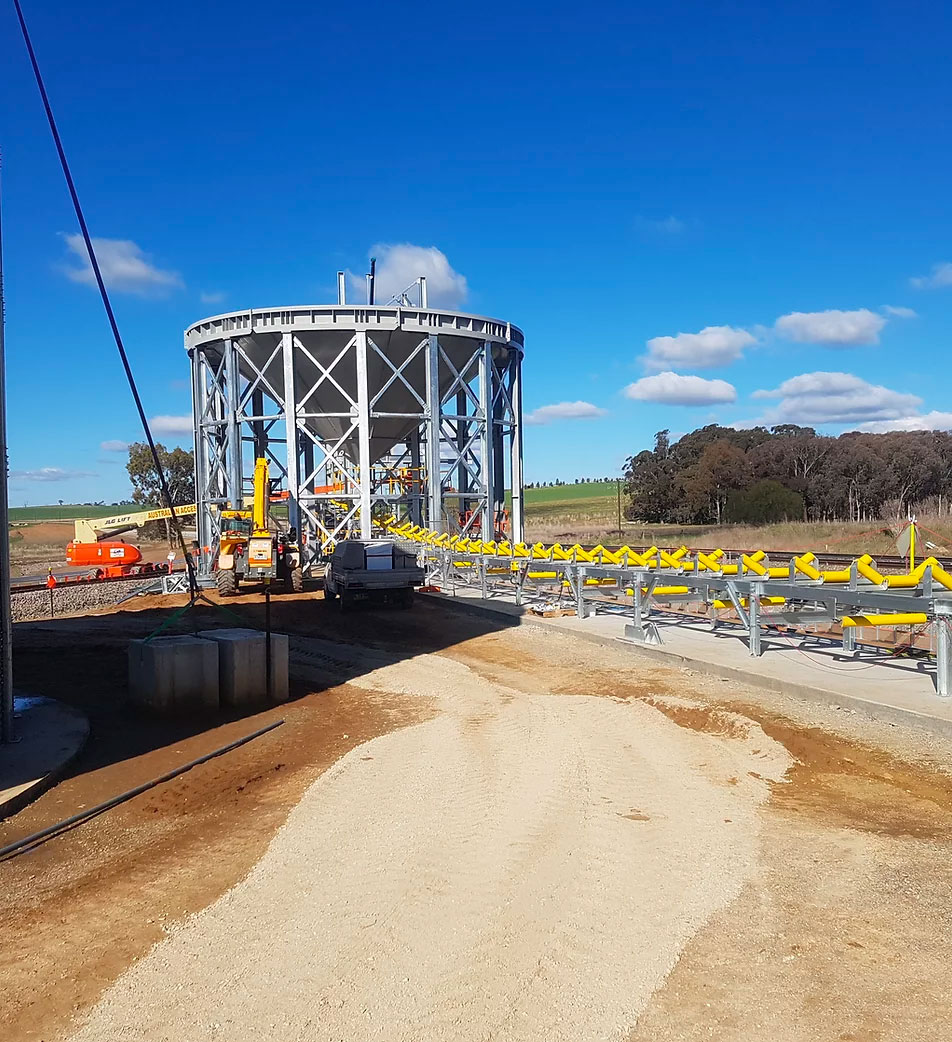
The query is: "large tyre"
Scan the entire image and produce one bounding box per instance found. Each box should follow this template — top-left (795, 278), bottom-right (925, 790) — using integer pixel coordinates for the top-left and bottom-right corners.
top-left (216, 568), bottom-right (238, 597)
top-left (287, 566), bottom-right (304, 594)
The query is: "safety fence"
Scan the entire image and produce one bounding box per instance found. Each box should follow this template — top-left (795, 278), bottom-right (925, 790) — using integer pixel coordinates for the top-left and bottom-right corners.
top-left (384, 519), bottom-right (952, 697)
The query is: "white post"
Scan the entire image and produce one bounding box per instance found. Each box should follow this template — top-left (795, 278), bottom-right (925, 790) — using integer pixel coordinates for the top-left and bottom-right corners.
top-left (419, 276), bottom-right (428, 308)
top-left (337, 271), bottom-right (346, 305)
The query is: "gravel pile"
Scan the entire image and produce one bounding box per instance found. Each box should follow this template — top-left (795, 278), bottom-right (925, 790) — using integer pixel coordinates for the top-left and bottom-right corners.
top-left (11, 577), bottom-right (160, 622)
top-left (69, 638), bottom-right (790, 1042)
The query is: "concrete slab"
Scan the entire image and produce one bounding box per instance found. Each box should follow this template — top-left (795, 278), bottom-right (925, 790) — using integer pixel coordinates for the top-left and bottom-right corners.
top-left (129, 635), bottom-right (220, 715)
top-left (196, 629), bottom-right (289, 707)
top-left (0, 696), bottom-right (89, 818)
top-left (425, 588), bottom-right (952, 737)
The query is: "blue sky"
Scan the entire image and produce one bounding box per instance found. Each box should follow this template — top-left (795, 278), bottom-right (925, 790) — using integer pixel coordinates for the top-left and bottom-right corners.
top-left (1, 0), bottom-right (950, 502)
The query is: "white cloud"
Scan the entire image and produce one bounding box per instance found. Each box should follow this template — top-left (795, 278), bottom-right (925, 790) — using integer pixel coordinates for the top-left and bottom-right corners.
top-left (881, 305), bottom-right (918, 318)
top-left (11, 467), bottom-right (97, 482)
top-left (63, 235), bottom-right (183, 295)
top-left (346, 244), bottom-right (468, 308)
top-left (642, 325), bottom-right (756, 370)
top-left (525, 401), bottom-right (608, 425)
top-left (100, 439), bottom-right (129, 452)
top-left (774, 308), bottom-right (885, 346)
top-left (200, 290), bottom-right (227, 305)
top-left (754, 371), bottom-right (921, 424)
top-left (636, 215), bottom-right (685, 235)
top-left (150, 415), bottom-right (193, 435)
top-left (856, 411), bottom-right (952, 434)
top-left (624, 371), bottom-right (737, 406)
top-left (910, 262), bottom-right (952, 290)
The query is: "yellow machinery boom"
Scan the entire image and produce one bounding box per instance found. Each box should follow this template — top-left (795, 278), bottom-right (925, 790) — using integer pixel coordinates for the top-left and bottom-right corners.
top-left (73, 504), bottom-right (197, 543)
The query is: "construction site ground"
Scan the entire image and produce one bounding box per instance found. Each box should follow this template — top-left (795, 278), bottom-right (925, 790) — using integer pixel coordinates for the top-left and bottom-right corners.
top-left (2, 589), bottom-right (952, 1041)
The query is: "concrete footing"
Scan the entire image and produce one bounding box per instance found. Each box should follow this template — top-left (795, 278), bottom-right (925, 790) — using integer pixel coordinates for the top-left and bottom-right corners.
top-left (128, 635), bottom-right (220, 714)
top-left (197, 629), bottom-right (289, 707)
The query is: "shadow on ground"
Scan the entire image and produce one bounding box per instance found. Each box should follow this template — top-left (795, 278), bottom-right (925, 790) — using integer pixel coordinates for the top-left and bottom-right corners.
top-left (9, 585), bottom-right (521, 787)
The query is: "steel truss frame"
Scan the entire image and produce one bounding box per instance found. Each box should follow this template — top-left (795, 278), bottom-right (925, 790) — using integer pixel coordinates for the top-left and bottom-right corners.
top-left (189, 320), bottom-right (524, 574)
top-left (423, 548), bottom-right (952, 696)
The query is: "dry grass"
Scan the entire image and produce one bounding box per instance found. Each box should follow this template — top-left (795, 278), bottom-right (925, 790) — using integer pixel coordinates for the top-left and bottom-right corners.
top-left (523, 514), bottom-right (952, 557)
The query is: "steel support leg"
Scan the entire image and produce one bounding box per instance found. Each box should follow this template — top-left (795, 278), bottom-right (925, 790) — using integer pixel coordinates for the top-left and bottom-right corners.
top-left (478, 341), bottom-right (495, 542)
top-left (190, 348), bottom-right (213, 570)
top-left (354, 330), bottom-right (373, 539)
top-left (224, 338), bottom-right (242, 510)
top-left (936, 602), bottom-right (952, 696)
top-left (748, 587), bottom-right (762, 657)
top-left (509, 348), bottom-right (524, 544)
top-left (409, 430), bottom-right (422, 526)
top-left (424, 334), bottom-right (443, 533)
top-left (281, 333), bottom-right (301, 537)
top-left (842, 625), bottom-right (857, 656)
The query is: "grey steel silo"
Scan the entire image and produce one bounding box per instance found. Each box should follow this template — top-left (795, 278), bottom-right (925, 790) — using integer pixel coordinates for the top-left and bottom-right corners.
top-left (186, 276), bottom-right (524, 573)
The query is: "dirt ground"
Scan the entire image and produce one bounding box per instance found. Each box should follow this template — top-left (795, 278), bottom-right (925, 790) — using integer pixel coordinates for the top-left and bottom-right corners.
top-left (2, 590), bottom-right (952, 1039)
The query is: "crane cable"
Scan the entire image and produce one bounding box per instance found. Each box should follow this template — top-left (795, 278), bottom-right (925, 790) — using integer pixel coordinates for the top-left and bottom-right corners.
top-left (12, 0), bottom-right (198, 597)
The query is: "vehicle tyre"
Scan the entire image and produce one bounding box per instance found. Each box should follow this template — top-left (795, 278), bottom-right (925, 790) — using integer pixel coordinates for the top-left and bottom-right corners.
top-left (287, 566), bottom-right (304, 593)
top-left (216, 568), bottom-right (238, 597)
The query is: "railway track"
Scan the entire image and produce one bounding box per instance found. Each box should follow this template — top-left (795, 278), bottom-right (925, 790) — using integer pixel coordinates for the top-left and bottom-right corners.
top-left (10, 570), bottom-right (174, 596)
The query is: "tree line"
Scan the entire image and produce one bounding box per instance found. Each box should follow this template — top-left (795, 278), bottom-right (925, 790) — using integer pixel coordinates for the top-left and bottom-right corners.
top-left (624, 424), bottom-right (952, 525)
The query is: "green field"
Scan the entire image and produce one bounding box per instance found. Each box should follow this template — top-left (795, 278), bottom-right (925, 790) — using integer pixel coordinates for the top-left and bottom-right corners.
top-left (523, 481), bottom-right (620, 518)
top-left (9, 503), bottom-right (140, 523)
top-left (519, 481), bottom-right (623, 543)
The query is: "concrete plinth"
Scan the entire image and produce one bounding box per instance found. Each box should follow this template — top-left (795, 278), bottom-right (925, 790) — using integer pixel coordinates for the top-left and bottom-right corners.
top-left (128, 635), bottom-right (220, 714)
top-left (196, 629), bottom-right (289, 707)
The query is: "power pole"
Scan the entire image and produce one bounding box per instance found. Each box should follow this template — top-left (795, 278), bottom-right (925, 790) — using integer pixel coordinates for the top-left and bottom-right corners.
top-left (616, 477), bottom-right (622, 536)
top-left (0, 152), bottom-right (14, 743)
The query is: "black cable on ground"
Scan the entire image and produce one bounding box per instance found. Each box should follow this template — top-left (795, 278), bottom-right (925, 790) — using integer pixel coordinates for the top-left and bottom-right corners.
top-left (12, 0), bottom-right (197, 597)
top-left (0, 719), bottom-right (285, 861)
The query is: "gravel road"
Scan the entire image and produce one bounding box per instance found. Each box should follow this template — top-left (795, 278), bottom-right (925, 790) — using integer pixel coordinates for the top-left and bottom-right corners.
top-left (68, 639), bottom-right (790, 1042)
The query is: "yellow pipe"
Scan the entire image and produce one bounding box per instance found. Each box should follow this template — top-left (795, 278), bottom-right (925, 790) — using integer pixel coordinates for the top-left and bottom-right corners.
top-left (842, 613), bottom-right (927, 627)
top-left (712, 596), bottom-right (787, 609)
top-left (856, 553), bottom-right (885, 586)
top-left (794, 552), bottom-right (821, 580)
top-left (930, 563), bottom-right (952, 590)
top-left (697, 551), bottom-right (722, 573)
top-left (742, 552), bottom-right (768, 576)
